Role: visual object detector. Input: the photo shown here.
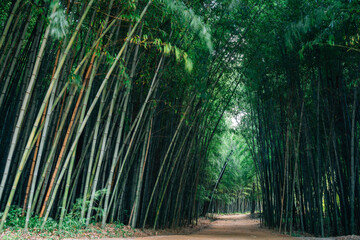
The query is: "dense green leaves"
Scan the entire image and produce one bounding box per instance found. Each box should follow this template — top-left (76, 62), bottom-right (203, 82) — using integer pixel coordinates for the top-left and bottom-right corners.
top-left (200, 125), bottom-right (257, 210)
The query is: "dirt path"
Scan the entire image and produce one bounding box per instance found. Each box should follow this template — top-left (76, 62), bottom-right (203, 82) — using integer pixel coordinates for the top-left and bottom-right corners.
top-left (129, 214), bottom-right (294, 240)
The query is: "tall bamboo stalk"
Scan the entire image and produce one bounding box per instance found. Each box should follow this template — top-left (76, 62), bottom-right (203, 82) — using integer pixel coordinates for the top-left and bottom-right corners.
top-left (0, 0), bottom-right (22, 50)
top-left (0, 0), bottom-right (95, 230)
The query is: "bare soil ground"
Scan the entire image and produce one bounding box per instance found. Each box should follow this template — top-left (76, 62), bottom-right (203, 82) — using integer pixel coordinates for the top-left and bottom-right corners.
top-left (100, 214), bottom-right (294, 240)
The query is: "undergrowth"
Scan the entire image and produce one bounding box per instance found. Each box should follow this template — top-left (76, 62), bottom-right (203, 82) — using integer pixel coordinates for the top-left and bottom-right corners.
top-left (0, 191), bottom-right (134, 239)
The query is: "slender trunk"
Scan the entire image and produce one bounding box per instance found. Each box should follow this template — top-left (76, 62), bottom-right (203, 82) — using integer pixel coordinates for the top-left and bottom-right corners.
top-left (0, 0), bottom-right (21, 50)
top-left (350, 86), bottom-right (357, 234)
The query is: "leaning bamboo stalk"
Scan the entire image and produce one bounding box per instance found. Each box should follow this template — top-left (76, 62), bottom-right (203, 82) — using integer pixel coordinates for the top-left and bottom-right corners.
top-left (61, 47), bottom-right (102, 227)
top-left (0, 18), bottom-right (33, 174)
top-left (23, 81), bottom-right (71, 227)
top-left (78, 3), bottom-right (115, 218)
top-left (101, 22), bottom-right (143, 228)
top-left (39, 63), bottom-right (90, 217)
top-left (80, 57), bottom-right (105, 221)
top-left (0, 11), bottom-right (22, 84)
top-left (25, 46), bottom-right (62, 222)
top-left (0, 5), bottom-right (57, 203)
top-left (120, 29), bottom-right (145, 226)
top-left (107, 56), bottom-right (164, 215)
top-left (38, 84), bottom-right (79, 218)
top-left (153, 116), bottom-right (196, 229)
top-left (105, 107), bottom-right (142, 213)
top-left (83, 85), bottom-right (109, 224)
top-left (129, 117), bottom-right (152, 227)
top-left (53, 105), bottom-right (82, 220)
top-left (0, 0), bottom-right (95, 230)
top-left (58, 81), bottom-right (94, 226)
top-left (34, 43), bottom-right (62, 182)
top-left (87, 79), bottom-right (120, 227)
top-left (23, 40), bottom-right (61, 220)
top-left (89, 129), bottom-right (106, 192)
top-left (0, 9), bottom-right (32, 107)
top-left (65, 128), bottom-right (95, 210)
top-left (22, 101), bottom-right (46, 217)
top-left (142, 97), bottom-right (194, 229)
top-left (59, 115), bottom-right (82, 227)
top-left (53, 80), bottom-right (66, 141)
top-left (0, 0), bottom-right (21, 50)
top-left (113, 120), bottom-right (149, 222)
top-left (29, 86), bottom-right (76, 215)
top-left (40, 2), bottom-right (152, 227)
top-left (172, 134), bottom-right (196, 228)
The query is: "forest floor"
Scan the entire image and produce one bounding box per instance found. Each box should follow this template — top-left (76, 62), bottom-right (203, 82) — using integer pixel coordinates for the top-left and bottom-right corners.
top-left (125, 214), bottom-right (294, 240)
top-left (3, 214), bottom-right (360, 239)
top-left (100, 214), bottom-right (360, 240)
top-left (93, 214), bottom-right (294, 240)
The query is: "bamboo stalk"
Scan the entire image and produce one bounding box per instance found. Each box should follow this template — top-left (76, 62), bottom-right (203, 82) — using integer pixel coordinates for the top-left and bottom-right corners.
top-left (0, 0), bottom-right (21, 50)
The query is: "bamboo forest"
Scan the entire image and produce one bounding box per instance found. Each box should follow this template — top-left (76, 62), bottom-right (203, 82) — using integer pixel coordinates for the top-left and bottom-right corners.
top-left (0, 0), bottom-right (359, 239)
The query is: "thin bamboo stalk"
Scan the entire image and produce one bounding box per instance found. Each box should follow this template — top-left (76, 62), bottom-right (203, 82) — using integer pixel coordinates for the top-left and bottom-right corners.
top-left (0, 5), bottom-right (57, 204)
top-left (142, 97), bottom-right (194, 228)
top-left (0, 0), bottom-right (95, 228)
top-left (40, 2), bottom-right (152, 226)
top-left (0, 0), bottom-right (21, 50)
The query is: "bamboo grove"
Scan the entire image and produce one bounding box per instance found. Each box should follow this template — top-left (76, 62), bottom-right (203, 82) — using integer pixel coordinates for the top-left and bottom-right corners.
top-left (237, 0), bottom-right (360, 237)
top-left (0, 0), bottom-right (248, 231)
top-left (2, 0), bottom-right (360, 238)
top-left (200, 130), bottom-right (260, 215)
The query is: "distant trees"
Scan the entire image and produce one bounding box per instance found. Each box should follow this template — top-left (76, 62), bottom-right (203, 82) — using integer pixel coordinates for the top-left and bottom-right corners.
top-left (199, 128), bottom-right (260, 215)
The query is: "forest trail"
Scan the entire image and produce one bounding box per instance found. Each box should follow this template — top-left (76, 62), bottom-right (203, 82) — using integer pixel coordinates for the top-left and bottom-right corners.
top-left (129, 214), bottom-right (294, 240)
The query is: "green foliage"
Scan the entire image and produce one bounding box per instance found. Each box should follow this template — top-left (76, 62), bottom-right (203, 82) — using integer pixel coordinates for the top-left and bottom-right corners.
top-left (184, 54), bottom-right (193, 73)
top-left (0, 189), bottom-right (109, 238)
top-left (200, 118), bottom-right (258, 206)
top-left (0, 207), bottom-right (24, 230)
top-left (68, 67), bottom-right (82, 91)
top-left (49, 1), bottom-right (69, 40)
top-left (0, 206), bottom-right (57, 232)
top-left (76, 189), bottom-right (107, 223)
top-left (0, 1), bottom-right (11, 28)
top-left (159, 0), bottom-right (213, 52)
top-left (282, 0), bottom-right (360, 57)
